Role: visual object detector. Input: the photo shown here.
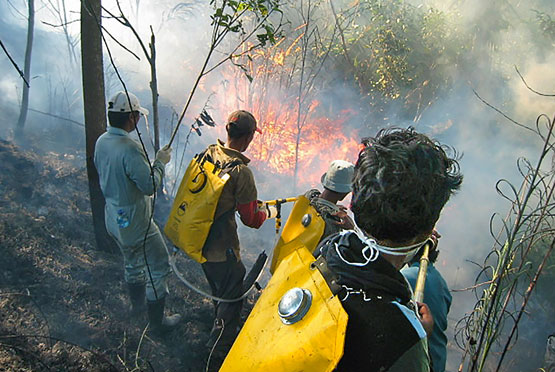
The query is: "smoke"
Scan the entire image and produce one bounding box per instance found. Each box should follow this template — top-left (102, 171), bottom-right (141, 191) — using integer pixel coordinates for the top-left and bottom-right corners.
top-left (400, 1), bottom-right (555, 369)
top-left (1, 0), bottom-right (554, 370)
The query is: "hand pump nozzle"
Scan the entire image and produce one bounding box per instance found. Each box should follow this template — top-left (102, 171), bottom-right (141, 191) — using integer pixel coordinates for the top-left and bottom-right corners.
top-left (259, 197), bottom-right (298, 235)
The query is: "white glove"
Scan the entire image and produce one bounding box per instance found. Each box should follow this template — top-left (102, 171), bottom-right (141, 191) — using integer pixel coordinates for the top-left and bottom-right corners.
top-left (155, 145), bottom-right (172, 165)
top-left (266, 204), bottom-right (278, 219)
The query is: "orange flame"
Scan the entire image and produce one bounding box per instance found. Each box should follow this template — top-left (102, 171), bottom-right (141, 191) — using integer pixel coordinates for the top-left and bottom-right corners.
top-left (214, 39), bottom-right (360, 189)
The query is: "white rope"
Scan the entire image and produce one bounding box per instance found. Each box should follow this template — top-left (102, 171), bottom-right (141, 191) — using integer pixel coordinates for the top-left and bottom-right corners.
top-left (205, 319), bottom-right (225, 372)
top-left (169, 250), bottom-right (266, 303)
top-left (353, 225), bottom-right (428, 257)
top-left (334, 230), bottom-right (379, 267)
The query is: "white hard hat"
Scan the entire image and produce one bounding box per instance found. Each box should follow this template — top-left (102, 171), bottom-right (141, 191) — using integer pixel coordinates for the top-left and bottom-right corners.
top-left (107, 91), bottom-right (149, 115)
top-left (321, 160), bottom-right (355, 193)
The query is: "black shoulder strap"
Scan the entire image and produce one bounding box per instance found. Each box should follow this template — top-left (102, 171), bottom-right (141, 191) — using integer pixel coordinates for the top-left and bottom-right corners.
top-left (195, 149), bottom-right (211, 167)
top-left (220, 158), bottom-right (243, 176)
top-left (196, 144), bottom-right (245, 176)
top-left (310, 255), bottom-right (343, 295)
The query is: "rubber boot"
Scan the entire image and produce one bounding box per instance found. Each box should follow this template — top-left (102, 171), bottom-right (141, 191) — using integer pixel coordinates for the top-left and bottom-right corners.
top-left (127, 282), bottom-right (146, 317)
top-left (147, 297), bottom-right (182, 335)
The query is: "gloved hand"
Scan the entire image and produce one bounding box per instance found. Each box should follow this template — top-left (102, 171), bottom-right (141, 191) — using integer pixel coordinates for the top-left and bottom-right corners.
top-left (155, 145), bottom-right (172, 165)
top-left (265, 203), bottom-right (278, 219)
top-left (429, 229), bottom-right (441, 250)
top-left (331, 205), bottom-right (355, 229)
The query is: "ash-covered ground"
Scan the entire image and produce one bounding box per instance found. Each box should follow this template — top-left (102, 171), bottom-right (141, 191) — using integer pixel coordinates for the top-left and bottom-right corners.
top-left (0, 136), bottom-right (263, 371)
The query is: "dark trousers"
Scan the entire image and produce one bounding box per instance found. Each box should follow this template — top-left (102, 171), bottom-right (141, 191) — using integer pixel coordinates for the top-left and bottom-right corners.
top-left (201, 249), bottom-right (246, 366)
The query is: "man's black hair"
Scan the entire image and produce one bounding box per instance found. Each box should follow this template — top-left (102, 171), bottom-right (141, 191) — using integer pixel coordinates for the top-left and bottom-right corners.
top-left (226, 123), bottom-right (254, 139)
top-left (108, 111), bottom-right (134, 129)
top-left (351, 127), bottom-right (463, 243)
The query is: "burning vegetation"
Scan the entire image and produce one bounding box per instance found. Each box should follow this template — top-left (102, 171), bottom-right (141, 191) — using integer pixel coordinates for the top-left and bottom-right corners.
top-left (1, 0), bottom-right (554, 371)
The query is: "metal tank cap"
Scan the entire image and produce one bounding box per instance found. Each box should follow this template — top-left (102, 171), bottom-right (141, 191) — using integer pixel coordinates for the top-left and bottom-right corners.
top-left (277, 287), bottom-right (312, 325)
top-left (301, 213), bottom-right (312, 227)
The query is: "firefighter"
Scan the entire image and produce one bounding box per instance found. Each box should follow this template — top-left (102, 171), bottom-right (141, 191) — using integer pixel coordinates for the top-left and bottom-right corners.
top-left (94, 91), bottom-right (181, 335)
top-left (305, 160), bottom-right (355, 243)
top-left (402, 231), bottom-right (451, 372)
top-left (199, 110), bottom-right (272, 371)
top-left (316, 127), bottom-right (463, 371)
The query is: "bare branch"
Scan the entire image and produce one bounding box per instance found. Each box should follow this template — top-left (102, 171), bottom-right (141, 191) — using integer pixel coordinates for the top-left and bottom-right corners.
top-left (0, 39), bottom-right (30, 87)
top-left (5, 0), bottom-right (27, 19)
top-left (515, 65), bottom-right (555, 97)
top-left (100, 24), bottom-right (141, 60)
top-left (41, 18), bottom-right (80, 28)
top-left (27, 108), bottom-right (84, 127)
top-left (329, 0), bottom-right (351, 64)
top-left (472, 89), bottom-right (535, 134)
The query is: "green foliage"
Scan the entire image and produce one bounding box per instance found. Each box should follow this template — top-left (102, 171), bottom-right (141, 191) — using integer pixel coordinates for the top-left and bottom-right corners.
top-left (210, 0), bottom-right (281, 40)
top-left (168, 0), bottom-right (282, 146)
top-left (257, 24), bottom-right (278, 46)
top-left (330, 0), bottom-right (468, 122)
top-left (533, 10), bottom-right (555, 41)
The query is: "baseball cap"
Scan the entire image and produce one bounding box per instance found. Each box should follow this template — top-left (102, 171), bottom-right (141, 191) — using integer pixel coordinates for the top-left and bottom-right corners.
top-left (321, 160), bottom-right (355, 193)
top-left (227, 110), bottom-right (261, 134)
top-left (108, 91), bottom-right (149, 115)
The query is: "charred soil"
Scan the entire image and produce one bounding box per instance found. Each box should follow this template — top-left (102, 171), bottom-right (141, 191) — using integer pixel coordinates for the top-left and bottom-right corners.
top-left (0, 139), bottom-right (258, 371)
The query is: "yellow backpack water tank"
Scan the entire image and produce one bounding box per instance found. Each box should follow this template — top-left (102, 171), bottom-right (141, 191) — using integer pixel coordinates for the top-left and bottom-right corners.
top-left (164, 154), bottom-right (231, 263)
top-left (220, 196), bottom-right (348, 372)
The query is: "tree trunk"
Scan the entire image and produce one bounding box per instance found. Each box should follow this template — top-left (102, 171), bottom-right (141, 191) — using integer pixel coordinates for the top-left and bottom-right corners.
top-left (15, 0), bottom-right (35, 139)
top-left (80, 0), bottom-right (117, 253)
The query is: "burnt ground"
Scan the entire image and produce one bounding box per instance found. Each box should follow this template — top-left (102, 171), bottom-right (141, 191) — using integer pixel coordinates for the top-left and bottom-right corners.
top-left (0, 137), bottom-right (261, 372)
top-left (1, 127), bottom-right (552, 372)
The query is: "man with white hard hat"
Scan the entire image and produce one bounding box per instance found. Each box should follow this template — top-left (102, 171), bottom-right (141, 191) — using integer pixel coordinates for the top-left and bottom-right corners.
top-left (305, 159), bottom-right (355, 242)
top-left (94, 91), bottom-right (181, 335)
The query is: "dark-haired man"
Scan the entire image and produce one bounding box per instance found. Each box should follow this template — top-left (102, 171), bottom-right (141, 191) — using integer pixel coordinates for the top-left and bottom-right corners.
top-left (402, 232), bottom-right (452, 372)
top-left (94, 91), bottom-right (181, 334)
top-left (200, 110), bottom-right (270, 370)
top-left (317, 127), bottom-right (463, 371)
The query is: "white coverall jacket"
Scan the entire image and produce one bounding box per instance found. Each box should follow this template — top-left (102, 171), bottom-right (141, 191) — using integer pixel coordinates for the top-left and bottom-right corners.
top-left (94, 126), bottom-right (170, 300)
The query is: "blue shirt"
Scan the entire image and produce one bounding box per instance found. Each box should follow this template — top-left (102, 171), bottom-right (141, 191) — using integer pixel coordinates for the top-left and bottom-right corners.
top-left (402, 262), bottom-right (452, 372)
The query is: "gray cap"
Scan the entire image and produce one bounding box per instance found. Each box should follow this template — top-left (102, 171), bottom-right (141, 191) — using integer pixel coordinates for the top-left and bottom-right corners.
top-left (321, 160), bottom-right (355, 193)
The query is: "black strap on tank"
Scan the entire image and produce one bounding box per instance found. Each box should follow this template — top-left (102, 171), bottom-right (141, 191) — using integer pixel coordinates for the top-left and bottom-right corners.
top-left (310, 255), bottom-right (342, 296)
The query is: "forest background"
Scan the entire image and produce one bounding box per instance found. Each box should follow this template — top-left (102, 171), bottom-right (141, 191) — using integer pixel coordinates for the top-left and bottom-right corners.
top-left (0, 0), bottom-right (554, 371)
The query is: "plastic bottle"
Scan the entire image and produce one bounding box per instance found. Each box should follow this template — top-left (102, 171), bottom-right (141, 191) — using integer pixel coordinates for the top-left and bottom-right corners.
top-left (117, 209), bottom-right (130, 228)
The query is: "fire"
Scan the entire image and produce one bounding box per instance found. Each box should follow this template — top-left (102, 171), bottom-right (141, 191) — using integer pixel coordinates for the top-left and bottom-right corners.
top-left (214, 38), bottom-right (361, 190)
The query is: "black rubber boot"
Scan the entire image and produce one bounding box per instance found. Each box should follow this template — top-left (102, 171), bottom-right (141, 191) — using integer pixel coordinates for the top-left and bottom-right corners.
top-left (127, 282), bottom-right (146, 317)
top-left (147, 297), bottom-right (182, 335)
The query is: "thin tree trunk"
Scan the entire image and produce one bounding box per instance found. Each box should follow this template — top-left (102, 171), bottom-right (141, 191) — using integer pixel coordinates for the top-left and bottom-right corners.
top-left (329, 0), bottom-right (351, 65)
top-left (149, 27), bottom-right (160, 153)
top-left (293, 1), bottom-right (311, 191)
top-left (15, 0), bottom-right (35, 138)
top-left (81, 0), bottom-right (117, 253)
top-left (61, 0), bottom-right (77, 66)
